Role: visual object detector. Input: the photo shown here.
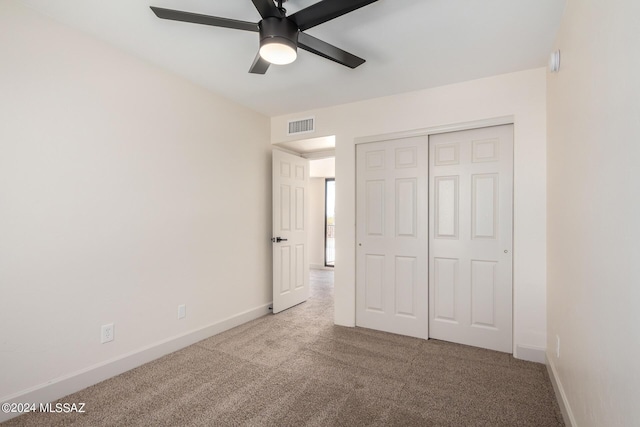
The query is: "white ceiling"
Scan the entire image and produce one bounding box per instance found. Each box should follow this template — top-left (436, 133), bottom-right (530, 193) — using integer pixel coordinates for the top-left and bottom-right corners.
top-left (19, 0), bottom-right (566, 116)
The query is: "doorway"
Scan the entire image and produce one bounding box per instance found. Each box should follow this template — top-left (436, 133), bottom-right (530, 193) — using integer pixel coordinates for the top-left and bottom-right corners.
top-left (271, 136), bottom-right (336, 317)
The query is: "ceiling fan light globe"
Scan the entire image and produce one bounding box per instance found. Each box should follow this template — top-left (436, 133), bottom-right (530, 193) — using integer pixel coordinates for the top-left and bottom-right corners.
top-left (260, 39), bottom-right (297, 65)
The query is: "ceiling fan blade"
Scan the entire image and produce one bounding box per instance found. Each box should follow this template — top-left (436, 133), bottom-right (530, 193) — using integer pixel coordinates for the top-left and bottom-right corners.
top-left (289, 0), bottom-right (379, 31)
top-left (298, 32), bottom-right (365, 69)
top-left (249, 52), bottom-right (270, 74)
top-left (150, 6), bottom-right (258, 32)
top-left (251, 0), bottom-right (284, 18)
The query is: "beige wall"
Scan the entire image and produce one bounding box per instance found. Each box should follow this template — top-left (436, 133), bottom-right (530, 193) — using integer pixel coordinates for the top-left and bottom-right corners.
top-left (272, 68), bottom-right (548, 360)
top-left (547, 0), bottom-right (640, 425)
top-left (308, 178), bottom-right (326, 268)
top-left (0, 1), bottom-right (271, 407)
top-left (309, 157), bottom-right (336, 178)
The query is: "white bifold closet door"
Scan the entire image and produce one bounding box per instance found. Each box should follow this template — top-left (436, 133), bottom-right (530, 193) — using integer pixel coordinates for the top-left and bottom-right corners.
top-left (429, 125), bottom-right (513, 353)
top-left (356, 136), bottom-right (429, 339)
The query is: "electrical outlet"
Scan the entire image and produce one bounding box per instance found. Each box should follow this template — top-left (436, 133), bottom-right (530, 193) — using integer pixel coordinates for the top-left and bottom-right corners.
top-left (556, 335), bottom-right (560, 358)
top-left (178, 304), bottom-right (186, 320)
top-left (101, 323), bottom-right (114, 344)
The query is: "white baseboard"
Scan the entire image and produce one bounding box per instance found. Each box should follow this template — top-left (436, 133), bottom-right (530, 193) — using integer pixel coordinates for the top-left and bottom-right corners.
top-left (515, 344), bottom-right (546, 363)
top-left (546, 353), bottom-right (576, 427)
top-left (0, 303), bottom-right (272, 423)
top-left (310, 264), bottom-right (334, 271)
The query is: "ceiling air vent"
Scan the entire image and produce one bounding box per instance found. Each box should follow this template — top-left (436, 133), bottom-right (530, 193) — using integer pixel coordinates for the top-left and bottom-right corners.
top-left (287, 117), bottom-right (315, 136)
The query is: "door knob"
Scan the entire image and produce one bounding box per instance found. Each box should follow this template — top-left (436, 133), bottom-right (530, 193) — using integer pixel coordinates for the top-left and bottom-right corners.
top-left (271, 237), bottom-right (288, 243)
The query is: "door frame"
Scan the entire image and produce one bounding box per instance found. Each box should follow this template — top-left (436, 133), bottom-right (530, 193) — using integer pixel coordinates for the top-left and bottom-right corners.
top-left (353, 116), bottom-right (516, 353)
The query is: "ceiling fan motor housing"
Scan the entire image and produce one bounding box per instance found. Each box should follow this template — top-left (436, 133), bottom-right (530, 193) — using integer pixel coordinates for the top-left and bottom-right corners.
top-left (259, 17), bottom-right (299, 55)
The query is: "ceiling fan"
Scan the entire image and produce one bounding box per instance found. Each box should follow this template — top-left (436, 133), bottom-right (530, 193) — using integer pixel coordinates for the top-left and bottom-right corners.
top-left (150, 0), bottom-right (379, 74)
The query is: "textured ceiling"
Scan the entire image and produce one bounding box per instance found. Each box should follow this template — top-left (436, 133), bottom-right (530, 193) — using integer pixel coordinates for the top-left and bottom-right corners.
top-left (19, 0), bottom-right (566, 116)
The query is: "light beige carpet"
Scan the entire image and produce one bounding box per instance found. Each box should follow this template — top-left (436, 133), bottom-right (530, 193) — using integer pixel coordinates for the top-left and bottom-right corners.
top-left (4, 270), bottom-right (564, 426)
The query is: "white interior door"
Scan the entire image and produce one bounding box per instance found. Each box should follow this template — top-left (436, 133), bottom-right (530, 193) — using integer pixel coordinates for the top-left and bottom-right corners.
top-left (272, 149), bottom-right (309, 314)
top-left (356, 137), bottom-right (428, 339)
top-left (429, 125), bottom-right (513, 353)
